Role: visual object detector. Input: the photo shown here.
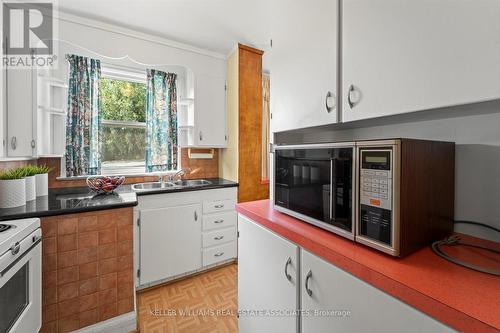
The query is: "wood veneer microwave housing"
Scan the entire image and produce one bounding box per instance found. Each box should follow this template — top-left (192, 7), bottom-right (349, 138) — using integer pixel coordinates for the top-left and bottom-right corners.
top-left (355, 139), bottom-right (455, 257)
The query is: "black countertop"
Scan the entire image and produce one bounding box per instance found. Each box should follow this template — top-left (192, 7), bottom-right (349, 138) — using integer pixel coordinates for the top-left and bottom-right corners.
top-left (0, 178), bottom-right (238, 221)
top-left (130, 177), bottom-right (238, 196)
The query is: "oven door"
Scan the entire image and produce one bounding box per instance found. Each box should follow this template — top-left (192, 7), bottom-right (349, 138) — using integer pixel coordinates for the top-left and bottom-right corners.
top-left (0, 236), bottom-right (41, 333)
top-left (274, 143), bottom-right (355, 238)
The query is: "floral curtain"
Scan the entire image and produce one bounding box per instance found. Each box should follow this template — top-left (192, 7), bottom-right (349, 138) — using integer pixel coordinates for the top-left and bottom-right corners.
top-left (65, 54), bottom-right (102, 177)
top-left (145, 69), bottom-right (178, 172)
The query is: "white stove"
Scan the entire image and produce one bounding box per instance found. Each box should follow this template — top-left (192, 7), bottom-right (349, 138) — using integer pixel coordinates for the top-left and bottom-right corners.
top-left (0, 218), bottom-right (41, 333)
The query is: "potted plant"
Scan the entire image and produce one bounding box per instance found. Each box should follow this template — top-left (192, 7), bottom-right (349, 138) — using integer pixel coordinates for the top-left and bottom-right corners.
top-left (0, 168), bottom-right (26, 208)
top-left (34, 165), bottom-right (51, 197)
top-left (19, 165), bottom-right (38, 201)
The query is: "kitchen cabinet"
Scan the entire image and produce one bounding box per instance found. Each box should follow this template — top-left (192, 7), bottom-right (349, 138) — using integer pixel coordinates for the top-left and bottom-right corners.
top-left (269, 0), bottom-right (338, 133)
top-left (139, 204), bottom-right (202, 285)
top-left (201, 196), bottom-right (237, 266)
top-left (179, 73), bottom-right (227, 148)
top-left (238, 215), bottom-right (299, 333)
top-left (194, 74), bottom-right (227, 147)
top-left (342, 0), bottom-right (500, 122)
top-left (238, 214), bottom-right (456, 333)
top-left (301, 249), bottom-right (455, 333)
top-left (135, 187), bottom-right (237, 288)
top-left (6, 65), bottom-right (37, 157)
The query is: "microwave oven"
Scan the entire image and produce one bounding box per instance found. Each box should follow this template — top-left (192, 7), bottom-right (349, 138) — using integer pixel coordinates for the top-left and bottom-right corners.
top-left (273, 139), bottom-right (455, 257)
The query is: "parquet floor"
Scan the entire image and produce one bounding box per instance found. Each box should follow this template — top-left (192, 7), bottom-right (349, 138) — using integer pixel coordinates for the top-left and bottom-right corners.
top-left (137, 264), bottom-right (238, 333)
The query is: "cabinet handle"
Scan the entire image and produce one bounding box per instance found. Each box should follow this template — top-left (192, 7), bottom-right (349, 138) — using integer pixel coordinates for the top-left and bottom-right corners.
top-left (31, 139), bottom-right (36, 148)
top-left (305, 270), bottom-right (313, 297)
top-left (347, 84), bottom-right (359, 109)
top-left (284, 257), bottom-right (292, 281)
top-left (10, 136), bottom-right (17, 150)
top-left (214, 219), bottom-right (224, 224)
top-left (214, 204), bottom-right (224, 209)
top-left (214, 236), bottom-right (224, 240)
top-left (325, 91), bottom-right (334, 113)
top-left (194, 211), bottom-right (198, 221)
top-left (199, 131), bottom-right (203, 141)
top-left (214, 252), bottom-right (224, 257)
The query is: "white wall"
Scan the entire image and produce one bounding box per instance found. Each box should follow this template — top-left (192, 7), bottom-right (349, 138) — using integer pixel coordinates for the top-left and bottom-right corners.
top-left (274, 100), bottom-right (500, 241)
top-left (56, 14), bottom-right (226, 78)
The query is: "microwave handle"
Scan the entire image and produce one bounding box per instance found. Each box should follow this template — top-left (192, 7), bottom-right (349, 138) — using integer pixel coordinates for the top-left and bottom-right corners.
top-left (330, 158), bottom-right (336, 221)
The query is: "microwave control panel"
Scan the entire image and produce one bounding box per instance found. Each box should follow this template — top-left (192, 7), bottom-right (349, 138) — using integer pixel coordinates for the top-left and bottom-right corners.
top-left (359, 148), bottom-right (393, 246)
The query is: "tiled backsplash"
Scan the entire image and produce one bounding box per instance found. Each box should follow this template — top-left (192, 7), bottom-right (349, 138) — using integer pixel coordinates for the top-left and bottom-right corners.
top-left (0, 148), bottom-right (219, 189)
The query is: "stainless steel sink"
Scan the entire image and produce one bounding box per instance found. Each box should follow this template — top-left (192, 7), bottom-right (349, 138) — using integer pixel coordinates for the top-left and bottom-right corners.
top-left (173, 179), bottom-right (212, 187)
top-left (131, 182), bottom-right (175, 192)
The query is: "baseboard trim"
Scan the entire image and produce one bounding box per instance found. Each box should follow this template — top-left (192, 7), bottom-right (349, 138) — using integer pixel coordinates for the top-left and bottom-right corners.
top-left (71, 311), bottom-right (136, 333)
top-left (137, 259), bottom-right (237, 292)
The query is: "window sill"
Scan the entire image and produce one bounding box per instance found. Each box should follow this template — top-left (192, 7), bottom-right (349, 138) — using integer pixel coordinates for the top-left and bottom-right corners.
top-left (56, 170), bottom-right (179, 181)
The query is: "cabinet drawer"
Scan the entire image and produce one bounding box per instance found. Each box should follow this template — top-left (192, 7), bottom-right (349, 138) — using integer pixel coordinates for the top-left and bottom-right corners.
top-left (203, 227), bottom-right (237, 248)
top-left (203, 199), bottom-right (235, 214)
top-left (203, 241), bottom-right (237, 266)
top-left (202, 211), bottom-right (236, 231)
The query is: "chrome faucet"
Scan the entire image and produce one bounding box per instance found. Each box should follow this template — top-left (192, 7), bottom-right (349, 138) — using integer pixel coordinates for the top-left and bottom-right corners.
top-left (167, 168), bottom-right (192, 182)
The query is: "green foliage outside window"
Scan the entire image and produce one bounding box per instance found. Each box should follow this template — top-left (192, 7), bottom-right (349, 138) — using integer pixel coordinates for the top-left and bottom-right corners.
top-left (100, 78), bottom-right (146, 122)
top-left (100, 78), bottom-right (147, 162)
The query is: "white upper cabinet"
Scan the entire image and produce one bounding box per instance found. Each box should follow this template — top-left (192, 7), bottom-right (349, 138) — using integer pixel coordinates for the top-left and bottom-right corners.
top-left (194, 74), bottom-right (227, 147)
top-left (6, 66), bottom-right (36, 157)
top-left (269, 0), bottom-right (339, 133)
top-left (342, 0), bottom-right (500, 122)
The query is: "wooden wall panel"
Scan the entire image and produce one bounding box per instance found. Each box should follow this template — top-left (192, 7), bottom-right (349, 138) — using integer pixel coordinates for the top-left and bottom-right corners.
top-left (238, 44), bottom-right (269, 202)
top-left (39, 208), bottom-right (135, 333)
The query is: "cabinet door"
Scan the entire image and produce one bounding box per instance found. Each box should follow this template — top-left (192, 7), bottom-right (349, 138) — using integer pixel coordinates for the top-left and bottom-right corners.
top-left (342, 0), bottom-right (500, 122)
top-left (238, 215), bottom-right (299, 333)
top-left (195, 74), bottom-right (227, 147)
top-left (6, 66), bottom-right (35, 157)
top-left (269, 0), bottom-right (338, 133)
top-left (301, 250), bottom-right (455, 333)
top-left (139, 204), bottom-right (202, 285)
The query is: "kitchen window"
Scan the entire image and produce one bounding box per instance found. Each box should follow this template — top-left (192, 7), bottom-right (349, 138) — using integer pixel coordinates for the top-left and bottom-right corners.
top-left (100, 72), bottom-right (147, 175)
top-left (65, 55), bottom-right (180, 177)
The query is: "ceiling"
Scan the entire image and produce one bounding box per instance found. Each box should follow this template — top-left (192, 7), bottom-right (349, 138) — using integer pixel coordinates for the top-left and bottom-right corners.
top-left (58, 0), bottom-right (272, 56)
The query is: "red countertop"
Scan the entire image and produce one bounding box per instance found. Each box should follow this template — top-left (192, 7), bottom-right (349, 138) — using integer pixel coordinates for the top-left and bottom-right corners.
top-left (236, 200), bottom-right (500, 333)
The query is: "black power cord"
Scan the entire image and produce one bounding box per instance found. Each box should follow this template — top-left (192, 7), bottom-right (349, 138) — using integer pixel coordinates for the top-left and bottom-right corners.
top-left (454, 220), bottom-right (500, 234)
top-left (431, 220), bottom-right (500, 276)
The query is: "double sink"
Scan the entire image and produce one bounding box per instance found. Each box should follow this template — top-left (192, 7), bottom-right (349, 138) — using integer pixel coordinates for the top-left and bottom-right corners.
top-left (132, 179), bottom-right (212, 193)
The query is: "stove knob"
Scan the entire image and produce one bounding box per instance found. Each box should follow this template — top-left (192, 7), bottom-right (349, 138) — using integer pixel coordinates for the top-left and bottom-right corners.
top-left (11, 242), bottom-right (20, 255)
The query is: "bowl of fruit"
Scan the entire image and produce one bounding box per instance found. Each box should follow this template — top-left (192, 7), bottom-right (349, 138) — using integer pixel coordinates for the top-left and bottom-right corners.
top-left (86, 176), bottom-right (125, 195)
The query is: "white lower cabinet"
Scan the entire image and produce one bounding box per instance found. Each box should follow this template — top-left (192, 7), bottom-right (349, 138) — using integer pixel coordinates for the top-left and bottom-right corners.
top-left (301, 250), bottom-right (455, 333)
top-left (139, 204), bottom-right (202, 285)
top-left (135, 187), bottom-right (237, 288)
top-left (238, 214), bottom-right (456, 333)
top-left (238, 215), bottom-right (299, 333)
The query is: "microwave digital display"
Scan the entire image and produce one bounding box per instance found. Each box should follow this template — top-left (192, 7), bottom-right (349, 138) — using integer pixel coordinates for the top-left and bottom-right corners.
top-left (362, 151), bottom-right (391, 170)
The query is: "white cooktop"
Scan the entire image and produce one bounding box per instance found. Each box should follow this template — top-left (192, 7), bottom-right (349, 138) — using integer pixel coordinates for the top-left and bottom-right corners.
top-left (0, 218), bottom-right (40, 255)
